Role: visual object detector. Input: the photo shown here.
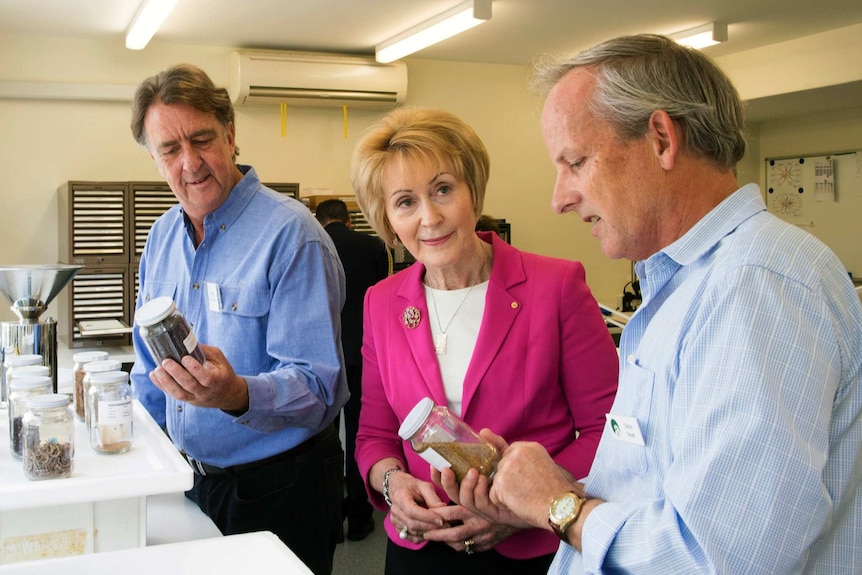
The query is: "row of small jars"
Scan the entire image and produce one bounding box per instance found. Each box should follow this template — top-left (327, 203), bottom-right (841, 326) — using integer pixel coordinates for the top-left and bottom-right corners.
top-left (6, 355), bottom-right (134, 481)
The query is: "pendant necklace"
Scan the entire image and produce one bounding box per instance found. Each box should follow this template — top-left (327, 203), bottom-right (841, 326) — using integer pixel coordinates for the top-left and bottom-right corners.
top-left (430, 285), bottom-right (474, 355)
top-left (429, 243), bottom-right (488, 355)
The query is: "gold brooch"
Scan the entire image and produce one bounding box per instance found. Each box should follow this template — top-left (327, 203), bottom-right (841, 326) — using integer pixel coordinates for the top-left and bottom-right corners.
top-left (402, 306), bottom-right (421, 329)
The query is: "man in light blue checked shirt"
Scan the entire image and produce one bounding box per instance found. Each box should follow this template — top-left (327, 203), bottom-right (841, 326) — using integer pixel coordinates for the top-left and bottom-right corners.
top-left (438, 34), bottom-right (862, 574)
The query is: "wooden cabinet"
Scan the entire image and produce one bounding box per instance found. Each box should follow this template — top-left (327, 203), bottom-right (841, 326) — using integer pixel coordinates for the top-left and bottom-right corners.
top-left (57, 180), bottom-right (298, 348)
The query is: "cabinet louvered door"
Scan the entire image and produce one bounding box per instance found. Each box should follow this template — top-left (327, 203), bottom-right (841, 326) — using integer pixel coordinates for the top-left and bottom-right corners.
top-left (265, 182), bottom-right (300, 199)
top-left (58, 182), bottom-right (130, 265)
top-left (64, 266), bottom-right (132, 347)
top-left (131, 182), bottom-right (178, 264)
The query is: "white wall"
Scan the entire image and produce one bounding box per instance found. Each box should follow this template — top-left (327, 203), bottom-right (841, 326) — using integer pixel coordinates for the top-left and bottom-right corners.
top-left (3, 32), bottom-right (858, 329)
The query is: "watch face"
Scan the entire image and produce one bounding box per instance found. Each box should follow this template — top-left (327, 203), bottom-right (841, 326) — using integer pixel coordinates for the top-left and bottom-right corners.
top-left (552, 494), bottom-right (576, 520)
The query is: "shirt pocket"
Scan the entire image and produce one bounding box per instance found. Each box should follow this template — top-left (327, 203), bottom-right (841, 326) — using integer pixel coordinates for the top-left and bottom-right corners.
top-left (604, 361), bottom-right (655, 477)
top-left (215, 285), bottom-right (270, 318)
top-left (205, 286), bottom-right (271, 371)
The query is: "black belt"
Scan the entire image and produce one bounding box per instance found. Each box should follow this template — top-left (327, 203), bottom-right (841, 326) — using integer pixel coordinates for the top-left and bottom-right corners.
top-left (182, 422), bottom-right (336, 477)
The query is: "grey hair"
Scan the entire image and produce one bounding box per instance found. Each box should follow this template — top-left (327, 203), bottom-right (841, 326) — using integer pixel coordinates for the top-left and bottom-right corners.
top-left (531, 34), bottom-right (746, 169)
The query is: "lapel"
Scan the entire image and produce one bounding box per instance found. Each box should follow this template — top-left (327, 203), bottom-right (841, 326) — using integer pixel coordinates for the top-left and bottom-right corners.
top-left (461, 234), bottom-right (525, 413)
top-left (396, 262), bottom-right (447, 405)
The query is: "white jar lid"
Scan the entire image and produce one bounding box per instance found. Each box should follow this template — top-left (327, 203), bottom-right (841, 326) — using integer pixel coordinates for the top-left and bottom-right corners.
top-left (73, 351), bottom-right (110, 364)
top-left (9, 376), bottom-right (52, 391)
top-left (398, 397), bottom-right (435, 440)
top-left (9, 365), bottom-right (50, 378)
top-left (83, 359), bottom-right (123, 373)
top-left (136, 296), bottom-right (177, 327)
top-left (87, 371), bottom-right (128, 386)
top-left (25, 393), bottom-right (71, 409)
top-left (5, 354), bottom-right (43, 367)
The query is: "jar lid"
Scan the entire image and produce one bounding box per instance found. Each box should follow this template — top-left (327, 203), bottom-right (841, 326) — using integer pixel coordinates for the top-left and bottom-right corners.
top-left (73, 351), bottom-right (110, 363)
top-left (136, 296), bottom-right (177, 327)
top-left (9, 365), bottom-right (50, 377)
top-left (398, 397), bottom-right (436, 440)
top-left (25, 393), bottom-right (71, 409)
top-left (4, 354), bottom-right (43, 367)
top-left (9, 376), bottom-right (52, 391)
top-left (87, 371), bottom-right (128, 386)
top-left (83, 359), bottom-right (123, 373)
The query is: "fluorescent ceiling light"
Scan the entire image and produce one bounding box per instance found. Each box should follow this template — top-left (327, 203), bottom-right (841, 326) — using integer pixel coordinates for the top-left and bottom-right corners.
top-left (125, 0), bottom-right (180, 50)
top-left (671, 22), bottom-right (728, 49)
top-left (376, 0), bottom-right (492, 64)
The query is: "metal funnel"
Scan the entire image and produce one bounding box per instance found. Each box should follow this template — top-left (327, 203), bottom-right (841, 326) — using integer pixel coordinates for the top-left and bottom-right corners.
top-left (0, 264), bottom-right (83, 321)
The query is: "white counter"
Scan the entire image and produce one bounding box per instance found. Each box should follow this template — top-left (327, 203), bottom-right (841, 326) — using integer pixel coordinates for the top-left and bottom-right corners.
top-left (0, 531), bottom-right (312, 574)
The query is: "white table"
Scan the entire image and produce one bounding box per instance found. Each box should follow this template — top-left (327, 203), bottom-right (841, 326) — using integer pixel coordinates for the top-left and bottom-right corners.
top-left (0, 531), bottom-right (312, 574)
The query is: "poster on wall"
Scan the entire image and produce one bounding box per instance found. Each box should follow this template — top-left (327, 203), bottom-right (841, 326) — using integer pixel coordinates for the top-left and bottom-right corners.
top-left (765, 155), bottom-right (836, 225)
top-left (766, 158), bottom-right (809, 225)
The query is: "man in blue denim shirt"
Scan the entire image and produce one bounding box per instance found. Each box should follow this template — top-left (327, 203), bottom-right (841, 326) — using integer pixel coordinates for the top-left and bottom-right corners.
top-left (129, 64), bottom-right (349, 575)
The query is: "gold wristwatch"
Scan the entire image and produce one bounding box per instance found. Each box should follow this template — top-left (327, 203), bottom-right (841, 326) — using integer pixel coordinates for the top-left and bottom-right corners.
top-left (548, 491), bottom-right (587, 541)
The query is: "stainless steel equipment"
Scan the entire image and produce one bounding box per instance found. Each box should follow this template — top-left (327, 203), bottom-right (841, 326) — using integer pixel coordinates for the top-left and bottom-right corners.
top-left (0, 264), bottom-right (83, 400)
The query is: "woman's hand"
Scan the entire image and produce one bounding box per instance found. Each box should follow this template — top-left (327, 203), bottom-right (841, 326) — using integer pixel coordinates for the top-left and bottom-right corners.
top-left (386, 468), bottom-right (448, 543)
top-left (423, 502), bottom-right (519, 553)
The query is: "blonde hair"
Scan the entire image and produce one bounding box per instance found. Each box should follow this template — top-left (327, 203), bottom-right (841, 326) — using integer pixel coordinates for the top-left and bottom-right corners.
top-left (350, 107), bottom-right (489, 247)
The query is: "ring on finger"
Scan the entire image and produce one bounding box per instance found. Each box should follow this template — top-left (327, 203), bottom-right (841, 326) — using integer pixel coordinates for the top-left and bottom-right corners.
top-left (464, 538), bottom-right (475, 555)
top-left (399, 526), bottom-right (409, 540)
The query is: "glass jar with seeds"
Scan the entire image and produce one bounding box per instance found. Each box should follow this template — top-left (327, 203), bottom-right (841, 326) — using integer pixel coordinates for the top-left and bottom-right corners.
top-left (398, 397), bottom-right (500, 484)
top-left (72, 351), bottom-right (109, 421)
top-left (86, 370), bottom-right (133, 454)
top-left (8, 375), bottom-right (52, 459)
top-left (22, 393), bottom-right (75, 480)
top-left (135, 297), bottom-right (205, 365)
top-left (81, 359), bottom-right (122, 424)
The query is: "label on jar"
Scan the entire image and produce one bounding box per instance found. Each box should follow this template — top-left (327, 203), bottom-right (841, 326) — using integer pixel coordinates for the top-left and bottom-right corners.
top-left (97, 400), bottom-right (133, 425)
top-left (416, 446), bottom-right (452, 472)
top-left (183, 331), bottom-right (199, 354)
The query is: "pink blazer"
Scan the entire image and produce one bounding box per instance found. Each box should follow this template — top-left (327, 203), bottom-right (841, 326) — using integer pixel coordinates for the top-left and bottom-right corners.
top-left (355, 232), bottom-right (619, 559)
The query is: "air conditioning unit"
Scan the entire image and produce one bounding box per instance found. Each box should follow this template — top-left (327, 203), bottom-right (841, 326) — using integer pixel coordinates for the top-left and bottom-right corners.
top-left (228, 50), bottom-right (407, 109)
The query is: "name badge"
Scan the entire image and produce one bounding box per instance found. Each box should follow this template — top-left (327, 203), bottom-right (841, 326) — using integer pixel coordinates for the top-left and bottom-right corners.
top-left (606, 413), bottom-right (645, 446)
top-left (206, 282), bottom-right (222, 312)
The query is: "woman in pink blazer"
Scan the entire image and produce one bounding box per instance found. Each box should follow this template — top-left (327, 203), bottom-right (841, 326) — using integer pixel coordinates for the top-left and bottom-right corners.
top-left (351, 107), bottom-right (618, 575)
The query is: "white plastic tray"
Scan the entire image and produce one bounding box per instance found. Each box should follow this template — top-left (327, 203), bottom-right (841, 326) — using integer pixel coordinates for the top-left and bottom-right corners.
top-left (0, 399), bottom-right (192, 511)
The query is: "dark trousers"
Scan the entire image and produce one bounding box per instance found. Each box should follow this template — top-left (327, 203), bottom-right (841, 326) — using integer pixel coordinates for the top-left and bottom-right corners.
top-left (385, 538), bottom-right (555, 575)
top-left (185, 424), bottom-right (344, 575)
top-left (342, 364), bottom-right (373, 523)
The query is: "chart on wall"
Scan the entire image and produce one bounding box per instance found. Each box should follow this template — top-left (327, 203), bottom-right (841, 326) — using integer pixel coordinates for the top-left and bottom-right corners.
top-left (765, 152), bottom-right (862, 278)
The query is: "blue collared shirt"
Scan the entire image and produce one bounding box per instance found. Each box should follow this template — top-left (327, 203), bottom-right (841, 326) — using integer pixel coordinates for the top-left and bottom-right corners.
top-left (552, 184), bottom-right (862, 574)
top-left (130, 165), bottom-right (349, 468)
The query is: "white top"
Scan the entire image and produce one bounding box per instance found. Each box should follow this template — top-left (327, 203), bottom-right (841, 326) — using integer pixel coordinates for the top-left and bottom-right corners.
top-left (424, 281), bottom-right (488, 416)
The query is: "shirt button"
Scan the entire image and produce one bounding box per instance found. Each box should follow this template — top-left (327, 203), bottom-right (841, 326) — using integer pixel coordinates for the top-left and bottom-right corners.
top-left (193, 283), bottom-right (200, 289)
top-left (511, 302), bottom-right (519, 309)
top-left (627, 354), bottom-right (636, 364)
top-left (177, 405), bottom-right (183, 412)
top-left (220, 224), bottom-right (226, 231)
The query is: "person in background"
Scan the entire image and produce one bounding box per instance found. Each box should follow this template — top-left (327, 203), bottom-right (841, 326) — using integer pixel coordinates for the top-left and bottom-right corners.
top-left (128, 63), bottom-right (349, 575)
top-left (315, 198), bottom-right (389, 542)
top-left (474, 214), bottom-right (501, 235)
top-left (439, 34), bottom-right (862, 574)
top-left (351, 106), bottom-right (619, 575)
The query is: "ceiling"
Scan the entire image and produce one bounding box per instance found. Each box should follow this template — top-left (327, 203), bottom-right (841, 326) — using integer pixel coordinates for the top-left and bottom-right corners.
top-left (3, 0), bottom-right (862, 121)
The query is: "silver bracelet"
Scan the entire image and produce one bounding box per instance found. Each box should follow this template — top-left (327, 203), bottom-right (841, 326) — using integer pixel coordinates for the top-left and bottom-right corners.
top-left (382, 465), bottom-right (403, 506)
